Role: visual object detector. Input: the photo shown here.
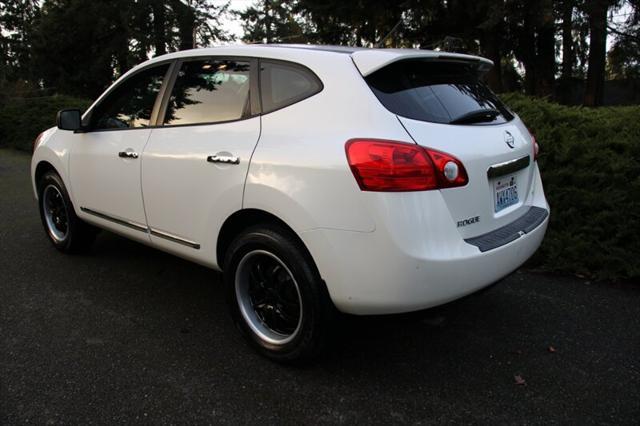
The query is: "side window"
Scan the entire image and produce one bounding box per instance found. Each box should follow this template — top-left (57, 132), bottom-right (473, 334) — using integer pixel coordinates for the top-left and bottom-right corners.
top-left (90, 64), bottom-right (169, 130)
top-left (260, 61), bottom-right (322, 113)
top-left (163, 59), bottom-right (251, 126)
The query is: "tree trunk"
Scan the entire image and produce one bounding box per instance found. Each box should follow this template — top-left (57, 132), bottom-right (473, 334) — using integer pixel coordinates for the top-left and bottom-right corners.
top-left (0, 35), bottom-right (7, 85)
top-left (558, 0), bottom-right (574, 104)
top-left (584, 0), bottom-right (609, 107)
top-left (480, 30), bottom-right (503, 92)
top-left (151, 0), bottom-right (167, 56)
top-left (175, 0), bottom-right (196, 51)
top-left (477, 0), bottom-right (504, 92)
top-left (535, 0), bottom-right (555, 97)
top-left (517, 1), bottom-right (538, 96)
top-left (264, 0), bottom-right (272, 43)
top-left (561, 0), bottom-right (574, 81)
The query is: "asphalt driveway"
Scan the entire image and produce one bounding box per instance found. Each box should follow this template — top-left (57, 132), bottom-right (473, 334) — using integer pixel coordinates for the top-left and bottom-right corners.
top-left (1, 148), bottom-right (638, 424)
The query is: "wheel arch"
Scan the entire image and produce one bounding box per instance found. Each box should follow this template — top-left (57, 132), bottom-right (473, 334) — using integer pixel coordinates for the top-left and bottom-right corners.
top-left (32, 160), bottom-right (62, 201)
top-left (31, 128), bottom-right (73, 203)
top-left (216, 208), bottom-right (316, 273)
top-left (35, 161), bottom-right (58, 187)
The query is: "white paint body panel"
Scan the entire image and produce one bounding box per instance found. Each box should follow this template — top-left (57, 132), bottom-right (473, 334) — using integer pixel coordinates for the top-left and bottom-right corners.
top-left (31, 45), bottom-right (549, 315)
top-left (350, 48), bottom-right (493, 76)
top-left (70, 129), bottom-right (151, 242)
top-left (303, 166), bottom-right (549, 314)
top-left (398, 114), bottom-right (536, 238)
top-left (142, 117), bottom-right (261, 266)
top-left (243, 50), bottom-right (403, 234)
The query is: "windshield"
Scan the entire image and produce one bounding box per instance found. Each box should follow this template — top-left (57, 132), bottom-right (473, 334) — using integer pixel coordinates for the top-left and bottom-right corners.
top-left (365, 59), bottom-right (514, 125)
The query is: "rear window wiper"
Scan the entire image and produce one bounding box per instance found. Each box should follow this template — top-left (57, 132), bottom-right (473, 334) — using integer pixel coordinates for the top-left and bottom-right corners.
top-left (449, 108), bottom-right (500, 125)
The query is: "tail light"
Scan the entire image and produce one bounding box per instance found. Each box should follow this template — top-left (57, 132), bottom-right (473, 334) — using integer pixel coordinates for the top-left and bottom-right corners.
top-left (533, 136), bottom-right (540, 161)
top-left (528, 129), bottom-right (540, 161)
top-left (345, 139), bottom-right (468, 192)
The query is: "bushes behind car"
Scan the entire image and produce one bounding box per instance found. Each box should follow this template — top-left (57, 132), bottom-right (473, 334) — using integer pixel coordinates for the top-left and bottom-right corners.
top-left (501, 93), bottom-right (640, 280)
top-left (0, 95), bottom-right (91, 151)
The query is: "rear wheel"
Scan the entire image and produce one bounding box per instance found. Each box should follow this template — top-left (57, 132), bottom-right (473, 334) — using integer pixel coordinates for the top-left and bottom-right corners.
top-left (224, 224), bottom-right (334, 363)
top-left (37, 171), bottom-right (97, 253)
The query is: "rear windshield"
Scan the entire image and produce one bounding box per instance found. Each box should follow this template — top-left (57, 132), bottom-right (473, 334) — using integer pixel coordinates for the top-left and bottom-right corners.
top-left (365, 59), bottom-right (514, 125)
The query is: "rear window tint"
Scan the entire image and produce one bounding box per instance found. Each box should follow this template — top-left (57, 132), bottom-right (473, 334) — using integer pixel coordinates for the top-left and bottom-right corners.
top-left (260, 60), bottom-right (322, 113)
top-left (365, 60), bottom-right (514, 125)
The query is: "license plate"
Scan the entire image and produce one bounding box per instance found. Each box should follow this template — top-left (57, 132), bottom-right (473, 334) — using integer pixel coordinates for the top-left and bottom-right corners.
top-left (494, 175), bottom-right (518, 212)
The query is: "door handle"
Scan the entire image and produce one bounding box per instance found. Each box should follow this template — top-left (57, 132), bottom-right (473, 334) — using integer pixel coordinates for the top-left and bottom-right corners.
top-left (207, 155), bottom-right (239, 165)
top-left (118, 151), bottom-right (139, 159)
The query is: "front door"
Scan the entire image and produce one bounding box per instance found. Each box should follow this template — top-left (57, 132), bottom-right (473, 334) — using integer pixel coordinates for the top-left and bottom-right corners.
top-left (70, 63), bottom-right (171, 241)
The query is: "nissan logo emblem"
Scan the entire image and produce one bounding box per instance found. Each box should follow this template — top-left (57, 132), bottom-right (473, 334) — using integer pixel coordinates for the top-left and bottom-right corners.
top-left (505, 131), bottom-right (515, 149)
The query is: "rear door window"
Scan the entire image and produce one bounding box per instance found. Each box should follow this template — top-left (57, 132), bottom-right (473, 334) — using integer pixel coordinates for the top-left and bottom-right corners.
top-left (163, 59), bottom-right (251, 126)
top-left (365, 59), bottom-right (514, 125)
top-left (260, 60), bottom-right (322, 113)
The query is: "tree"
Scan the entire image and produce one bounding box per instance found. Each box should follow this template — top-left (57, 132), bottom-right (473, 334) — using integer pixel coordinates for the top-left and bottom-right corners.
top-left (506, 0), bottom-right (553, 97)
top-left (150, 0), bottom-right (168, 55)
top-left (270, 0), bottom-right (556, 95)
top-left (477, 1), bottom-right (506, 92)
top-left (25, 0), bottom-right (232, 98)
top-left (535, 0), bottom-right (556, 97)
top-left (238, 0), bottom-right (306, 43)
top-left (171, 0), bottom-right (232, 51)
top-left (29, 0), bottom-right (133, 97)
top-left (0, 0), bottom-right (39, 88)
top-left (584, 0), bottom-right (616, 106)
top-left (557, 0), bottom-right (577, 103)
top-left (607, 0), bottom-right (640, 79)
top-left (140, 0), bottom-right (232, 54)
top-left (560, 0), bottom-right (576, 81)
top-left (295, 0), bottom-right (408, 46)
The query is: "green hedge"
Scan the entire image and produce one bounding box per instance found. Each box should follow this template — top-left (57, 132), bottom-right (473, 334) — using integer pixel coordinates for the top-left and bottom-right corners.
top-left (0, 95), bottom-right (91, 151)
top-left (501, 93), bottom-right (640, 280)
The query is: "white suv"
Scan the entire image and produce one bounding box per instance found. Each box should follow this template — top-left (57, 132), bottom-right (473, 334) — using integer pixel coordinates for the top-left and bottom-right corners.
top-left (31, 45), bottom-right (549, 362)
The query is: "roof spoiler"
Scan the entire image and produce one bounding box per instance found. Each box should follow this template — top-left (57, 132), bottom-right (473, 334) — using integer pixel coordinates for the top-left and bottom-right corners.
top-left (351, 49), bottom-right (494, 77)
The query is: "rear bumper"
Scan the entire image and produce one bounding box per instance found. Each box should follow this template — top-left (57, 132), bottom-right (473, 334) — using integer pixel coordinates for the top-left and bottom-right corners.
top-left (304, 213), bottom-right (547, 315)
top-left (465, 206), bottom-right (548, 252)
top-left (301, 169), bottom-right (549, 315)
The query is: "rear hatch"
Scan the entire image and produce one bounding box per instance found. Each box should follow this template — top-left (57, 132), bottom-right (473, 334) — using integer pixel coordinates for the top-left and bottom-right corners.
top-left (360, 56), bottom-right (536, 238)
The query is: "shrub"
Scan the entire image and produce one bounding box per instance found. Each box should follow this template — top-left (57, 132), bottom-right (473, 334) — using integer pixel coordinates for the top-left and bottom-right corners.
top-left (501, 93), bottom-right (640, 280)
top-left (0, 95), bottom-right (91, 151)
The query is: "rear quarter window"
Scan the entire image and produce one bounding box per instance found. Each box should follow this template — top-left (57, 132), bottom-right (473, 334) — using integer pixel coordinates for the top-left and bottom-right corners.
top-left (259, 60), bottom-right (322, 114)
top-left (365, 59), bottom-right (514, 125)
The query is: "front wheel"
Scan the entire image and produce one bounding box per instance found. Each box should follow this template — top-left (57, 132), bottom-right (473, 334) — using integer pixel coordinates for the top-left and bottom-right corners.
top-left (37, 171), bottom-right (97, 253)
top-left (224, 225), bottom-right (334, 363)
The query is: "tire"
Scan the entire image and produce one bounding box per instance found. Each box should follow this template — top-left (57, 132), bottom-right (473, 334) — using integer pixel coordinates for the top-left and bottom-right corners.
top-left (223, 224), bottom-right (335, 364)
top-left (37, 171), bottom-right (97, 253)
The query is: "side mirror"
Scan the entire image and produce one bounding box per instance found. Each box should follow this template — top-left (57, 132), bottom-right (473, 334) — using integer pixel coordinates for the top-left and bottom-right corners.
top-left (57, 109), bottom-right (82, 131)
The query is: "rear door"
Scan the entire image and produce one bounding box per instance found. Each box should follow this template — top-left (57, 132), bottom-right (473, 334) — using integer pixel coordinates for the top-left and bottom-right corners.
top-left (141, 57), bottom-right (260, 265)
top-left (365, 59), bottom-right (536, 238)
